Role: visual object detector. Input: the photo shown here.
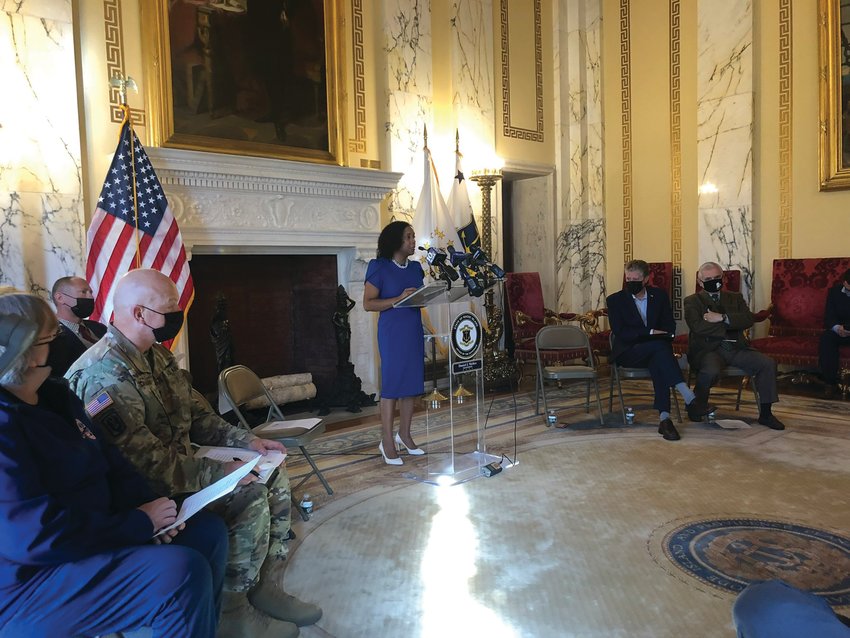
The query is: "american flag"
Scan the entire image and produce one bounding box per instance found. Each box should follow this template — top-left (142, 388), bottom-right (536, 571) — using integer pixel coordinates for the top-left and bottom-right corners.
top-left (86, 114), bottom-right (194, 344)
top-left (84, 390), bottom-right (113, 418)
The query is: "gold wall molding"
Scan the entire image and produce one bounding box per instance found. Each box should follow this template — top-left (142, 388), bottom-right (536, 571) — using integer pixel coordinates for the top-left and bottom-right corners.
top-left (500, 0), bottom-right (544, 142)
top-left (670, 0), bottom-right (682, 318)
top-left (348, 0), bottom-right (367, 153)
top-left (103, 0), bottom-right (144, 126)
top-left (778, 0), bottom-right (793, 257)
top-left (620, 0), bottom-right (632, 262)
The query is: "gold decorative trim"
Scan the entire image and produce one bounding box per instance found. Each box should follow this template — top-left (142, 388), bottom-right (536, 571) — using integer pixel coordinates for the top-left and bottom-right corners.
top-left (778, 0), bottom-right (793, 256)
top-left (348, 0), bottom-right (366, 153)
top-left (103, 0), bottom-right (145, 126)
top-left (670, 0), bottom-right (682, 318)
top-left (500, 0), bottom-right (544, 142)
top-left (620, 0), bottom-right (632, 262)
top-left (818, 0), bottom-right (850, 189)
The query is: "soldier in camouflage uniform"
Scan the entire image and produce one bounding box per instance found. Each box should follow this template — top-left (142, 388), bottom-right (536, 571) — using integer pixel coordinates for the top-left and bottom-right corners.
top-left (67, 269), bottom-right (321, 638)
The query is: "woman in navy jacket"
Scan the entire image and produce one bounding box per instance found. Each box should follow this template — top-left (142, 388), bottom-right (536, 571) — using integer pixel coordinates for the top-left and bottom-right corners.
top-left (0, 292), bottom-right (227, 638)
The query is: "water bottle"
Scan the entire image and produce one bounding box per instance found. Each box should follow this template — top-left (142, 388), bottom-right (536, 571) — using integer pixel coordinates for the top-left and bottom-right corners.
top-left (547, 409), bottom-right (557, 426)
top-left (299, 493), bottom-right (313, 515)
top-left (707, 410), bottom-right (717, 424)
top-left (625, 407), bottom-right (635, 425)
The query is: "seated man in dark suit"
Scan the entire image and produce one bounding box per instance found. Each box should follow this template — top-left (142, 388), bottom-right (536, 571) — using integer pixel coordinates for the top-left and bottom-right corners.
top-left (50, 276), bottom-right (107, 376)
top-left (819, 268), bottom-right (850, 399)
top-left (684, 261), bottom-right (785, 430)
top-left (607, 260), bottom-right (712, 441)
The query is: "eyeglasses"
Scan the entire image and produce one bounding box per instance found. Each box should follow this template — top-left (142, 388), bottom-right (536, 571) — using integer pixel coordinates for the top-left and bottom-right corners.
top-left (34, 330), bottom-right (62, 346)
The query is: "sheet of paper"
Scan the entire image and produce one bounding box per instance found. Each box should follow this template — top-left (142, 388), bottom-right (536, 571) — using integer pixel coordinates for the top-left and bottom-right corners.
top-left (194, 447), bottom-right (286, 484)
top-left (253, 417), bottom-right (322, 434)
top-left (714, 419), bottom-right (752, 429)
top-left (155, 457), bottom-right (260, 536)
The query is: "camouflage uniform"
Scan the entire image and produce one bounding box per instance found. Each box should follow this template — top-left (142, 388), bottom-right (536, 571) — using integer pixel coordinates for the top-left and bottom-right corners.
top-left (66, 325), bottom-right (291, 592)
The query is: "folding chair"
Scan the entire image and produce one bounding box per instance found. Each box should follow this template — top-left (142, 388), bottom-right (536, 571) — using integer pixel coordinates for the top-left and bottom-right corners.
top-left (608, 333), bottom-right (682, 425)
top-left (687, 365), bottom-right (759, 412)
top-left (219, 365), bottom-right (332, 520)
top-left (535, 325), bottom-right (605, 425)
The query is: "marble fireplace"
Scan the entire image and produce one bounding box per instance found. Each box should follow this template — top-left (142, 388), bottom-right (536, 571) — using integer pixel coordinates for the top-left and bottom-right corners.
top-left (146, 147), bottom-right (401, 397)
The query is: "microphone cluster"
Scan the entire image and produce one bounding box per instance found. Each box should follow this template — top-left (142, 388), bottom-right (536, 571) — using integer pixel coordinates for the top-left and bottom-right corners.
top-left (418, 245), bottom-right (505, 297)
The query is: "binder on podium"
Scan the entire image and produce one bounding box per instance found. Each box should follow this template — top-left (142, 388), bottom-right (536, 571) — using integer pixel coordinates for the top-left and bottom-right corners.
top-left (394, 280), bottom-right (506, 485)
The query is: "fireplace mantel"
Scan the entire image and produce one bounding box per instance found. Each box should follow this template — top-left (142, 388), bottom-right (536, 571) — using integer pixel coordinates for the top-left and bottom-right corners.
top-left (147, 147), bottom-right (401, 396)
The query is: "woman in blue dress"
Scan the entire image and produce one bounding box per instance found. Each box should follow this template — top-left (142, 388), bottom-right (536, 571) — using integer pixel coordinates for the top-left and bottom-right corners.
top-left (363, 221), bottom-right (426, 465)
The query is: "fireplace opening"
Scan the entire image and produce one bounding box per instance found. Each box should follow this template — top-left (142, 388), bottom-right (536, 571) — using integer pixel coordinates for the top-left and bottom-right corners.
top-left (186, 254), bottom-right (339, 401)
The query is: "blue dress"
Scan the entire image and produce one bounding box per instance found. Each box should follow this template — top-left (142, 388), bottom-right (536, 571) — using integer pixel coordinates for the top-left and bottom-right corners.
top-left (365, 258), bottom-right (425, 399)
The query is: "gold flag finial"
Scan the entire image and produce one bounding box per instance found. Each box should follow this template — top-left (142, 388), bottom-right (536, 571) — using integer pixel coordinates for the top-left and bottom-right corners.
top-left (456, 129), bottom-right (460, 153)
top-left (423, 124), bottom-right (428, 150)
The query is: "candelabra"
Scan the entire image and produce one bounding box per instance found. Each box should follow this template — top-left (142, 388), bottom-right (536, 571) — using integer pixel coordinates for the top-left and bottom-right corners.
top-left (469, 169), bottom-right (519, 389)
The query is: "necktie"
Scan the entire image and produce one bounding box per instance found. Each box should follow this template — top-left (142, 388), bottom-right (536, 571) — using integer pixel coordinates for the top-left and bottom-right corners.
top-left (78, 322), bottom-right (98, 345)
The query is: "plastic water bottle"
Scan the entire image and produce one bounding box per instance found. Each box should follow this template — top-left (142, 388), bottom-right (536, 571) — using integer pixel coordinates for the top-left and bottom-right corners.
top-left (625, 407), bottom-right (635, 425)
top-left (299, 493), bottom-right (313, 515)
top-left (707, 410), bottom-right (717, 424)
top-left (547, 410), bottom-right (557, 426)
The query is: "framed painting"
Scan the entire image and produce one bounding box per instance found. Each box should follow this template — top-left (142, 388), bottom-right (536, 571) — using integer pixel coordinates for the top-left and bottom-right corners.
top-left (819, 0), bottom-right (850, 190)
top-left (141, 0), bottom-right (345, 164)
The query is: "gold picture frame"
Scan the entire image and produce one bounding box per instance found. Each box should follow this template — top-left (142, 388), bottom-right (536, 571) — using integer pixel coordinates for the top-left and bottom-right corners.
top-left (818, 0), bottom-right (850, 190)
top-left (140, 0), bottom-right (346, 165)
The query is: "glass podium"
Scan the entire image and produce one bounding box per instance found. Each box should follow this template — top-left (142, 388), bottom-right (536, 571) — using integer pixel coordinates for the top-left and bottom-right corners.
top-left (394, 281), bottom-right (507, 485)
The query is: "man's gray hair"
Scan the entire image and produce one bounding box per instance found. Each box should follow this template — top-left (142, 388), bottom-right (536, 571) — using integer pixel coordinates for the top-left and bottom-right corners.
top-left (0, 293), bottom-right (56, 385)
top-left (698, 261), bottom-right (723, 277)
top-left (625, 259), bottom-right (650, 278)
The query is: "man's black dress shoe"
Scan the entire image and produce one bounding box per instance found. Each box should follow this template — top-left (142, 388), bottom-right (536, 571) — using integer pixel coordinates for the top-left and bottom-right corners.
top-left (686, 400), bottom-right (716, 422)
top-left (658, 418), bottom-right (681, 441)
top-left (823, 384), bottom-right (839, 400)
top-left (758, 414), bottom-right (786, 430)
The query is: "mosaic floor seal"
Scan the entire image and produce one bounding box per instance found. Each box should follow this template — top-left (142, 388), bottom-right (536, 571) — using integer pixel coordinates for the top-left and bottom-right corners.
top-left (658, 517), bottom-right (850, 605)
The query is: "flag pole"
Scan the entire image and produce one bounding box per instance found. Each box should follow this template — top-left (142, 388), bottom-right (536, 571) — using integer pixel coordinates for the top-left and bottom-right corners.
top-left (110, 75), bottom-right (141, 269)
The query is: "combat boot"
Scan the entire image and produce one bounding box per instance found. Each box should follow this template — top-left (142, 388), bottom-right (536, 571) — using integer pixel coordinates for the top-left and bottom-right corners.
top-left (218, 591), bottom-right (299, 638)
top-left (248, 559), bottom-right (323, 627)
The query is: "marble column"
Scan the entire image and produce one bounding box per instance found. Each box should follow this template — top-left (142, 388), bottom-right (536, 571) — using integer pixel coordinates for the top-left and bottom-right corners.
top-left (0, 0), bottom-right (85, 295)
top-left (383, 0), bottom-right (434, 222)
top-left (697, 0), bottom-right (754, 302)
top-left (554, 0), bottom-right (606, 314)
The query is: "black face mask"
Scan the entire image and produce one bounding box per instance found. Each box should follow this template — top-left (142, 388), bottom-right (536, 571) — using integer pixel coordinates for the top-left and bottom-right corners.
top-left (142, 306), bottom-right (185, 342)
top-left (35, 339), bottom-right (63, 373)
top-left (702, 278), bottom-right (723, 294)
top-left (68, 297), bottom-right (95, 319)
top-left (625, 280), bottom-right (645, 296)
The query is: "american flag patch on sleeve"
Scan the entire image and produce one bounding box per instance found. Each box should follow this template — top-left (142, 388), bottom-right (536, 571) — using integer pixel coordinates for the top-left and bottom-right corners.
top-left (85, 391), bottom-right (113, 418)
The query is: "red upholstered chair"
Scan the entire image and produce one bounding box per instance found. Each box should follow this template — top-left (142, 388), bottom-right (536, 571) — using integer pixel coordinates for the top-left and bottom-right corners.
top-left (589, 262), bottom-right (674, 360)
top-left (505, 272), bottom-right (584, 368)
top-left (749, 258), bottom-right (850, 373)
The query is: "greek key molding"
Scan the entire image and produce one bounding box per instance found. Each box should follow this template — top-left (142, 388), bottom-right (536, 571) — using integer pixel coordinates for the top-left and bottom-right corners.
top-left (500, 0), bottom-right (544, 142)
top-left (103, 0), bottom-right (145, 126)
top-left (778, 0), bottom-right (793, 258)
top-left (620, 0), bottom-right (633, 263)
top-left (670, 0), bottom-right (682, 318)
top-left (348, 0), bottom-right (367, 153)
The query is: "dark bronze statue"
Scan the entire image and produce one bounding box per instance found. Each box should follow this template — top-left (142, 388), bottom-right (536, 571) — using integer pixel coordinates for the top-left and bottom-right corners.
top-left (332, 284), bottom-right (356, 366)
top-left (210, 293), bottom-right (234, 372)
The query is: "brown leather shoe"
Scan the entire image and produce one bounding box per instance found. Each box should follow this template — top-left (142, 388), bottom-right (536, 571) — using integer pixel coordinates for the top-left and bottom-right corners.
top-left (658, 418), bottom-right (681, 441)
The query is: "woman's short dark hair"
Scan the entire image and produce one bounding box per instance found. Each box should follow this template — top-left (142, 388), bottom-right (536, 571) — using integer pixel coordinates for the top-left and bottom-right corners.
top-left (377, 221), bottom-right (412, 259)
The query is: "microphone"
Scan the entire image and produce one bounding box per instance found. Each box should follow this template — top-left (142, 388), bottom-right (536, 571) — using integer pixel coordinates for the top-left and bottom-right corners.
top-left (419, 246), bottom-right (459, 281)
top-left (469, 247), bottom-right (506, 279)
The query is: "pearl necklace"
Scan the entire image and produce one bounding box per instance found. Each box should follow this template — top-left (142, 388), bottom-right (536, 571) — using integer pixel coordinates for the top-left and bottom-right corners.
top-left (392, 258), bottom-right (408, 269)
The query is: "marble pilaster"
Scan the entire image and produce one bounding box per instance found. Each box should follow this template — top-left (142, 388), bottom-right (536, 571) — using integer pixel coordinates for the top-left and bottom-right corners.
top-left (511, 176), bottom-right (555, 301)
top-left (384, 0), bottom-right (434, 222)
top-left (554, 0), bottom-right (606, 313)
top-left (697, 0), bottom-right (754, 302)
top-left (0, 0), bottom-right (84, 294)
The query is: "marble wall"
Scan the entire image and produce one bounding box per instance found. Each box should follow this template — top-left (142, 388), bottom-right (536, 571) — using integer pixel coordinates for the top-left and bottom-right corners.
top-left (511, 176), bottom-right (555, 299)
top-left (554, 0), bottom-right (606, 313)
top-left (0, 0), bottom-right (85, 295)
top-left (696, 0), bottom-right (754, 301)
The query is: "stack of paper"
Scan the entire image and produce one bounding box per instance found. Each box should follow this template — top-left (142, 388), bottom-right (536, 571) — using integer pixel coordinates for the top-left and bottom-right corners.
top-left (252, 417), bottom-right (322, 436)
top-left (194, 447), bottom-right (287, 484)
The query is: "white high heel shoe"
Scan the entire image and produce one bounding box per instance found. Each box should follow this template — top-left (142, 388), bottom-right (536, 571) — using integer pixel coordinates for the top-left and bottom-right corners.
top-left (379, 440), bottom-right (403, 465)
top-left (394, 433), bottom-right (425, 456)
